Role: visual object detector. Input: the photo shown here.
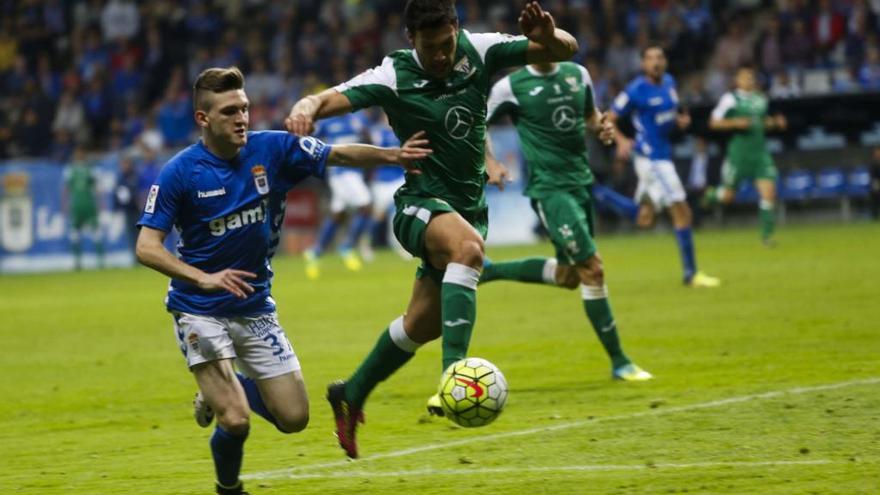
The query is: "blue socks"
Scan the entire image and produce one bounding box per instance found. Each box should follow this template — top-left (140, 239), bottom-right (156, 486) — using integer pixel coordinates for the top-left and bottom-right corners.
top-left (235, 372), bottom-right (278, 428)
top-left (592, 184), bottom-right (639, 221)
top-left (210, 426), bottom-right (247, 489)
top-left (313, 219), bottom-right (339, 256)
top-left (340, 212), bottom-right (373, 251)
top-left (674, 227), bottom-right (697, 282)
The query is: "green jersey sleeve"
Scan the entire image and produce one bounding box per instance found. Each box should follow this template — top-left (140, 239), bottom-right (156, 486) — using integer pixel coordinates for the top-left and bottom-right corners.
top-left (334, 56), bottom-right (398, 111)
top-left (576, 64), bottom-right (596, 115)
top-left (487, 75), bottom-right (518, 124)
top-left (465, 31), bottom-right (529, 76)
top-left (711, 92), bottom-right (737, 121)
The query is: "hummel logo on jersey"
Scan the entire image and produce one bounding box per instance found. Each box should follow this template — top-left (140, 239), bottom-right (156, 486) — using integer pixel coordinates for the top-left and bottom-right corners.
top-left (444, 319), bottom-right (471, 328)
top-left (529, 86), bottom-right (544, 96)
top-left (197, 188), bottom-right (226, 199)
top-left (208, 199), bottom-right (268, 236)
top-left (413, 79), bottom-right (429, 88)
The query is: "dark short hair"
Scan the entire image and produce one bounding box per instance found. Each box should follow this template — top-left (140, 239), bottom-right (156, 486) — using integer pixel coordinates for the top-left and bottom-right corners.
top-left (404, 0), bottom-right (457, 34)
top-left (640, 45), bottom-right (665, 58)
top-left (193, 67), bottom-right (245, 111)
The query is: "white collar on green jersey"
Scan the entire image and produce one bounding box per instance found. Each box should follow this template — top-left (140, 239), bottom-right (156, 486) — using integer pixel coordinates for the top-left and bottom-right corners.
top-left (411, 49), bottom-right (424, 70)
top-left (526, 64), bottom-right (561, 77)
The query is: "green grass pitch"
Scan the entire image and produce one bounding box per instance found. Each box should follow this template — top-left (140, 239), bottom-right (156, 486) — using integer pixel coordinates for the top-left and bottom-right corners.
top-left (2, 222), bottom-right (879, 494)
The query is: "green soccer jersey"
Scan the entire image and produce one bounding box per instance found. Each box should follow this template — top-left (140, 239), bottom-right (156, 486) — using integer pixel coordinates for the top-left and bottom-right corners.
top-left (487, 62), bottom-right (596, 198)
top-left (335, 29), bottom-right (529, 215)
top-left (711, 90), bottom-right (770, 166)
top-left (64, 162), bottom-right (97, 217)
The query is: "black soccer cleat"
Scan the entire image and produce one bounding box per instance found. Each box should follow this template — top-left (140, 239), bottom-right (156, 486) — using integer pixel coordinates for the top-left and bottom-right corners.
top-left (215, 481), bottom-right (248, 495)
top-left (326, 380), bottom-right (364, 459)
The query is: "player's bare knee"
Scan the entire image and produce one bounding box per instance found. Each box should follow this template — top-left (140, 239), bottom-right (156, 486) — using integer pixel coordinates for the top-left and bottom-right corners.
top-left (217, 412), bottom-right (250, 436)
top-left (555, 267), bottom-right (579, 289)
top-left (276, 410), bottom-right (309, 434)
top-left (453, 238), bottom-right (484, 269)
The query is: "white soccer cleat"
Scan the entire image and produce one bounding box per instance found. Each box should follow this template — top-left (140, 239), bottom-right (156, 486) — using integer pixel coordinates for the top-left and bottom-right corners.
top-left (612, 363), bottom-right (654, 382)
top-left (193, 391), bottom-right (214, 428)
top-left (687, 271), bottom-right (721, 288)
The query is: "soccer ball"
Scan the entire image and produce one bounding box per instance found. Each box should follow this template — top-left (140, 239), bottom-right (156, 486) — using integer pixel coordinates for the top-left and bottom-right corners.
top-left (438, 357), bottom-right (508, 427)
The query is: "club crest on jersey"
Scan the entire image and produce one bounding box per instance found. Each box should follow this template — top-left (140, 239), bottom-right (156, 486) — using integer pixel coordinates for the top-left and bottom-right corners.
top-left (252, 165), bottom-right (269, 195)
top-left (565, 76), bottom-right (579, 92)
top-left (454, 56), bottom-right (470, 74)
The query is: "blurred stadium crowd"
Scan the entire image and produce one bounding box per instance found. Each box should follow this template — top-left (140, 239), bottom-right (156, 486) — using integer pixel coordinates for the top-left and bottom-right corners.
top-left (2, 0), bottom-right (880, 162)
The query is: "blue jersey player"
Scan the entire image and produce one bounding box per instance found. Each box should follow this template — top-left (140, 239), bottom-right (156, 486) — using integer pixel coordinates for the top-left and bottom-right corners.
top-left (367, 111), bottom-right (408, 258)
top-left (609, 46), bottom-right (719, 288)
top-left (135, 67), bottom-right (430, 495)
top-left (303, 112), bottom-right (375, 279)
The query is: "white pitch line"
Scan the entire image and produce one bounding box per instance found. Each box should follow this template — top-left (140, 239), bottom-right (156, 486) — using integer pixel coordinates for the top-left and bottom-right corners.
top-left (244, 376), bottom-right (880, 481)
top-left (253, 460), bottom-right (838, 481)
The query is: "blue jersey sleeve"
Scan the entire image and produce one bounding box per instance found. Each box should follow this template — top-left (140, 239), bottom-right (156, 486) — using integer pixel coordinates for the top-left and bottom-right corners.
top-left (137, 160), bottom-right (186, 232)
top-left (278, 133), bottom-right (331, 180)
top-left (612, 83), bottom-right (638, 117)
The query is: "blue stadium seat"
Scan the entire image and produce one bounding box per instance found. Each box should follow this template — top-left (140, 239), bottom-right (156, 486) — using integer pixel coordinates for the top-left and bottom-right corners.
top-left (846, 166), bottom-right (872, 197)
top-left (781, 170), bottom-right (814, 201)
top-left (814, 167), bottom-right (846, 199)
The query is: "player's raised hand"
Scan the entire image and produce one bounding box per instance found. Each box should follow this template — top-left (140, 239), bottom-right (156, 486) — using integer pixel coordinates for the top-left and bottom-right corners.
top-left (519, 2), bottom-right (556, 44)
top-left (486, 155), bottom-right (511, 192)
top-left (598, 113), bottom-right (615, 146)
top-left (285, 96), bottom-right (320, 136)
top-left (397, 131), bottom-right (432, 174)
top-left (198, 269), bottom-right (257, 299)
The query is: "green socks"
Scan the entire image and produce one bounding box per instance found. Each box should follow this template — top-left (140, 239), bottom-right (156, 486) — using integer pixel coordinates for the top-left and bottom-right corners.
top-left (480, 257), bottom-right (557, 285)
top-left (345, 317), bottom-right (419, 409)
top-left (581, 284), bottom-right (630, 370)
top-left (759, 199), bottom-right (775, 241)
top-left (441, 263), bottom-right (481, 370)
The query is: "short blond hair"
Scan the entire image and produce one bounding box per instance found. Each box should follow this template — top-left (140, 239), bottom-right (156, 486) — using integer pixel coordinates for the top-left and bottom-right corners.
top-left (193, 67), bottom-right (245, 111)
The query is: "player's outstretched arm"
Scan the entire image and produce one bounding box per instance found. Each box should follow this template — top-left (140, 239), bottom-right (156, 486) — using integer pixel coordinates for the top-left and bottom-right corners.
top-left (484, 135), bottom-right (511, 191)
top-left (285, 89), bottom-right (354, 136)
top-left (709, 116), bottom-right (752, 132)
top-left (136, 226), bottom-right (256, 299)
top-left (605, 111), bottom-right (633, 160)
top-left (328, 131), bottom-right (432, 173)
top-left (587, 110), bottom-right (615, 146)
top-left (520, 1), bottom-right (578, 63)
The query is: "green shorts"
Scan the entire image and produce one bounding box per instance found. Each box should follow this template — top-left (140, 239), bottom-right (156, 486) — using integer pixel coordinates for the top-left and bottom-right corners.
top-left (393, 194), bottom-right (488, 285)
top-left (721, 153), bottom-right (778, 189)
top-left (531, 187), bottom-right (598, 265)
top-left (70, 205), bottom-right (98, 231)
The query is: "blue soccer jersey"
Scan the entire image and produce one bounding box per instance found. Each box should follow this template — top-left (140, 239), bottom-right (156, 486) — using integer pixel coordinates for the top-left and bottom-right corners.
top-left (370, 124), bottom-right (404, 183)
top-left (314, 112), bottom-right (368, 176)
top-left (138, 131), bottom-right (330, 316)
top-left (612, 74), bottom-right (680, 161)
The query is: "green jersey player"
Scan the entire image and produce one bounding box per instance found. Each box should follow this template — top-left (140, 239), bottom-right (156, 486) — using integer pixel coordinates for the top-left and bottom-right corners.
top-left (708, 65), bottom-right (787, 245)
top-left (286, 0), bottom-right (577, 458)
top-left (63, 145), bottom-right (104, 269)
top-left (476, 61), bottom-right (651, 383)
